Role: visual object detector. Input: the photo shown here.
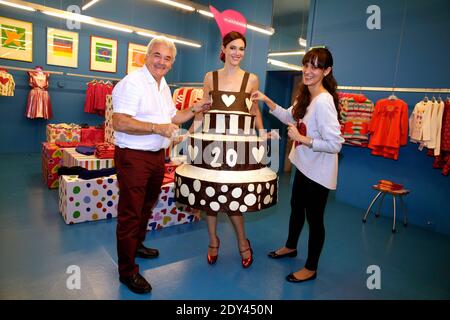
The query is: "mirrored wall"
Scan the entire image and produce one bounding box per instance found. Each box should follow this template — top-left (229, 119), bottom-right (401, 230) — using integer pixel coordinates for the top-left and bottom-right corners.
top-left (267, 0), bottom-right (310, 71)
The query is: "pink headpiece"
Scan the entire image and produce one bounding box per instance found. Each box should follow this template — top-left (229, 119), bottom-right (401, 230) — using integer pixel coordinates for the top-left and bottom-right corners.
top-left (209, 5), bottom-right (247, 38)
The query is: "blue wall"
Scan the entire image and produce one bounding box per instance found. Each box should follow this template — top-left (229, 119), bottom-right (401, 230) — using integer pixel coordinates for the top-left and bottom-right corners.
top-left (306, 0), bottom-right (450, 234)
top-left (0, 0), bottom-right (273, 153)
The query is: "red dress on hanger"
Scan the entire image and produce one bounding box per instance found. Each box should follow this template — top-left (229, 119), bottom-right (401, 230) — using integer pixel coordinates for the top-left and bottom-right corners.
top-left (25, 71), bottom-right (52, 119)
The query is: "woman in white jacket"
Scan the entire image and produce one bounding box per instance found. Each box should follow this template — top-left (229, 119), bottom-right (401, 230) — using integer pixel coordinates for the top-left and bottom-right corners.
top-left (251, 47), bottom-right (344, 282)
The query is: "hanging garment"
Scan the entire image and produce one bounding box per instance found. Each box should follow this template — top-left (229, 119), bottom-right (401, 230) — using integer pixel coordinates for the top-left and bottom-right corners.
top-left (440, 100), bottom-right (450, 152)
top-left (25, 71), bottom-right (52, 119)
top-left (409, 100), bottom-right (432, 145)
top-left (338, 94), bottom-right (374, 147)
top-left (172, 87), bottom-right (204, 110)
top-left (368, 98), bottom-right (408, 160)
top-left (84, 80), bottom-right (113, 116)
top-left (426, 101), bottom-right (445, 156)
top-left (84, 81), bottom-right (96, 114)
top-left (0, 69), bottom-right (15, 96)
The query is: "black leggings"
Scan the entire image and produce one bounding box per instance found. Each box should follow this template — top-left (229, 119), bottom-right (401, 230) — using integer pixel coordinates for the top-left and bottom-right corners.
top-left (285, 169), bottom-right (330, 271)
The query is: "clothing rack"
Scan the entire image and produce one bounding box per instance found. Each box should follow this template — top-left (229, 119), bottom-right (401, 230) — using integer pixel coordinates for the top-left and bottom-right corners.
top-left (66, 73), bottom-right (122, 82)
top-left (0, 65), bottom-right (64, 75)
top-left (338, 86), bottom-right (450, 94)
top-left (0, 65), bottom-right (123, 81)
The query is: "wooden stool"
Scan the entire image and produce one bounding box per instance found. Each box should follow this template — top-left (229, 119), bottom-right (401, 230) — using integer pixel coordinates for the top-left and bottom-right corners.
top-left (362, 185), bottom-right (410, 232)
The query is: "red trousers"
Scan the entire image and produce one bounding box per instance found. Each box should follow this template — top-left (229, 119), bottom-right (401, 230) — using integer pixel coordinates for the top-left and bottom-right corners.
top-left (114, 147), bottom-right (165, 277)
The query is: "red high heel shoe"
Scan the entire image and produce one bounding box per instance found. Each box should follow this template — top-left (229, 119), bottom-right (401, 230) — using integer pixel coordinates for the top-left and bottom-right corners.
top-left (207, 237), bottom-right (220, 265)
top-left (240, 239), bottom-right (253, 269)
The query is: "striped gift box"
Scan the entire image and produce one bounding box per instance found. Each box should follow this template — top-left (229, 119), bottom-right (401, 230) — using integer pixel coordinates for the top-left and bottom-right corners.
top-left (62, 148), bottom-right (115, 170)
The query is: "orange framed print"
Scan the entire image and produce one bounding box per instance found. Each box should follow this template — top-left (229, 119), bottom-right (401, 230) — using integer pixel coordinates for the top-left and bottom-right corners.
top-left (47, 27), bottom-right (78, 68)
top-left (0, 17), bottom-right (33, 62)
top-left (127, 42), bottom-right (147, 74)
top-left (90, 35), bottom-right (117, 73)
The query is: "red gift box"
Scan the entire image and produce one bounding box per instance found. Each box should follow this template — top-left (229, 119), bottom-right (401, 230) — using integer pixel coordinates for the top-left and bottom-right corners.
top-left (80, 126), bottom-right (105, 146)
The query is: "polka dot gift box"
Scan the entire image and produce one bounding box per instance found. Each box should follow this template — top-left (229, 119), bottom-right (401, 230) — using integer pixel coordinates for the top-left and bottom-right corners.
top-left (59, 174), bottom-right (119, 224)
top-left (147, 182), bottom-right (200, 231)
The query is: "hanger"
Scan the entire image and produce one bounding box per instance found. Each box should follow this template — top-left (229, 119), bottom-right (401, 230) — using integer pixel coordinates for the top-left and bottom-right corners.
top-left (423, 93), bottom-right (429, 102)
top-left (34, 66), bottom-right (44, 74)
top-left (437, 90), bottom-right (443, 103)
top-left (388, 90), bottom-right (397, 100)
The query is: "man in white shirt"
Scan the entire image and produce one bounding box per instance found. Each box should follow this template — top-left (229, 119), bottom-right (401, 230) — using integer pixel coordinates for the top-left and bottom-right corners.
top-left (112, 36), bottom-right (210, 294)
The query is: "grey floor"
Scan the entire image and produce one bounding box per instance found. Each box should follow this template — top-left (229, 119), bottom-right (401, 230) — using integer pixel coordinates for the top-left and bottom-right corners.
top-left (0, 153), bottom-right (449, 300)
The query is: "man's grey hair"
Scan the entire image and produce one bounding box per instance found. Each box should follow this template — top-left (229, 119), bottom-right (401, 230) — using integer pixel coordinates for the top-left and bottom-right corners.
top-left (146, 36), bottom-right (177, 61)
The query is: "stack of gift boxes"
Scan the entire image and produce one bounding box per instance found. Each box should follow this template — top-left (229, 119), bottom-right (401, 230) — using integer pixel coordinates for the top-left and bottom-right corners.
top-left (42, 123), bottom-right (104, 188)
top-left (44, 96), bottom-right (198, 229)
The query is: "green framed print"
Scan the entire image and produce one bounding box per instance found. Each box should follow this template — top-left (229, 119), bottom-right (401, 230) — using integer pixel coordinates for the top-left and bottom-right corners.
top-left (0, 16), bottom-right (33, 62)
top-left (90, 35), bottom-right (117, 73)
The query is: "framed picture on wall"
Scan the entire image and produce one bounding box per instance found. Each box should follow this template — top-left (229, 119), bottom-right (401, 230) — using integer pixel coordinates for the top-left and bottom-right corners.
top-left (0, 17), bottom-right (33, 62)
top-left (127, 42), bottom-right (147, 74)
top-left (47, 27), bottom-right (78, 68)
top-left (90, 35), bottom-right (117, 73)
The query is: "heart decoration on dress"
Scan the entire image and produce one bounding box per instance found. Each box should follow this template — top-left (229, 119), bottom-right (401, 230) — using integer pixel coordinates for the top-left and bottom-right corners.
top-left (163, 216), bottom-right (171, 225)
top-left (153, 212), bottom-right (162, 221)
top-left (0, 77), bottom-right (9, 85)
top-left (294, 122), bottom-right (307, 147)
top-left (245, 98), bottom-right (252, 111)
top-left (177, 213), bottom-right (186, 222)
top-left (252, 145), bottom-right (265, 163)
top-left (221, 94), bottom-right (236, 107)
top-left (188, 145), bottom-right (199, 161)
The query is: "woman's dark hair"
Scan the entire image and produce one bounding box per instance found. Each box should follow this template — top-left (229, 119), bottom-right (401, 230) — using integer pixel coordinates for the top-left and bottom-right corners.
top-left (292, 47), bottom-right (339, 121)
top-left (220, 31), bottom-right (246, 63)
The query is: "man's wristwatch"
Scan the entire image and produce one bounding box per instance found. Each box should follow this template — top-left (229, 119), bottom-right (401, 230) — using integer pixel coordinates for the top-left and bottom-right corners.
top-left (308, 138), bottom-right (314, 148)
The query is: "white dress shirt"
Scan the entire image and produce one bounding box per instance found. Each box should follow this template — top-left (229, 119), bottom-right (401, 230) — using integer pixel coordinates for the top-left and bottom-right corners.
top-left (112, 66), bottom-right (177, 151)
top-left (270, 92), bottom-right (344, 190)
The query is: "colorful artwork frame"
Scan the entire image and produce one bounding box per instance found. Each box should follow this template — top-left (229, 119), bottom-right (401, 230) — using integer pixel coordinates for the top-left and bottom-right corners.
top-left (127, 42), bottom-right (147, 74)
top-left (90, 35), bottom-right (117, 73)
top-left (47, 27), bottom-right (78, 68)
top-left (0, 17), bottom-right (33, 62)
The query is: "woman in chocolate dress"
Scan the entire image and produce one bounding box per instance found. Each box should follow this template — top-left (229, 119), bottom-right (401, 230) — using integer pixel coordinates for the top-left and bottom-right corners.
top-left (175, 31), bottom-right (278, 268)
